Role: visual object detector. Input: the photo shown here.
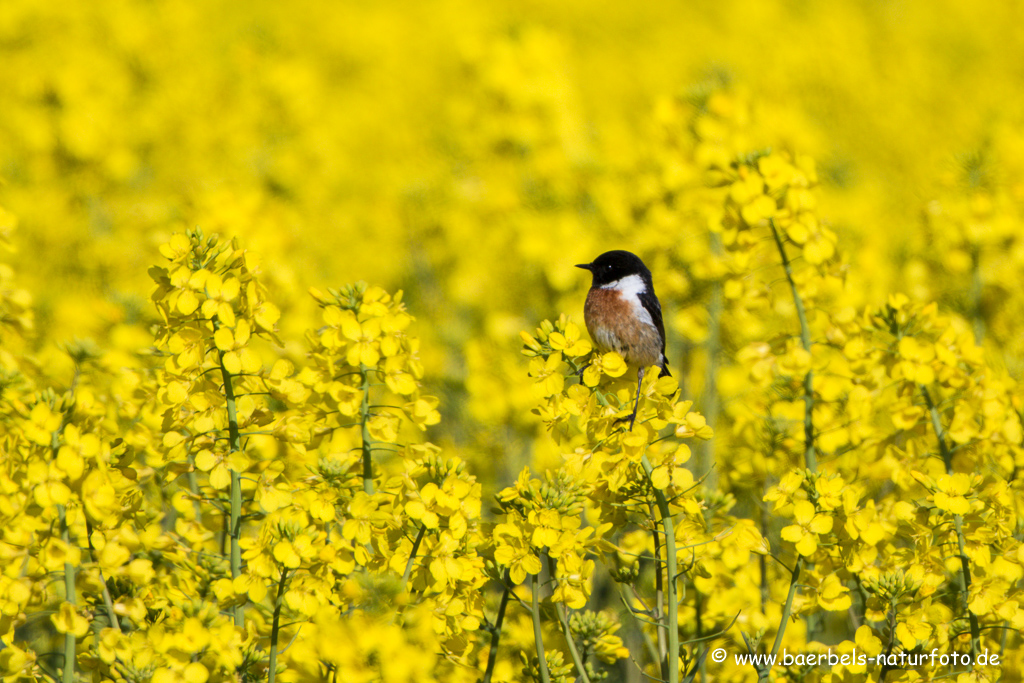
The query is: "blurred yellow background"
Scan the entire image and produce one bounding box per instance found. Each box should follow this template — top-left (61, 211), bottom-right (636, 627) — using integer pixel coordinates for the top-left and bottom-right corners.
top-left (4, 3), bottom-right (1024, 680)
top-left (3, 0), bottom-right (1024, 415)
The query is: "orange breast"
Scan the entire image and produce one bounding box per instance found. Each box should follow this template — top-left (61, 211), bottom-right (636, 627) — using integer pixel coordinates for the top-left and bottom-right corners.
top-left (584, 289), bottom-right (663, 368)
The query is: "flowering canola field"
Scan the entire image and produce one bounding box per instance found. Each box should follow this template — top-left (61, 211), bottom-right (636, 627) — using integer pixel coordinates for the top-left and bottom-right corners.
top-left (2, 1), bottom-right (1024, 682)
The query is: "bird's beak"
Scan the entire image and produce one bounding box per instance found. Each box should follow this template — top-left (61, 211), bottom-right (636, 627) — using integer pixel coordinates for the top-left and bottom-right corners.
top-left (575, 263), bottom-right (593, 271)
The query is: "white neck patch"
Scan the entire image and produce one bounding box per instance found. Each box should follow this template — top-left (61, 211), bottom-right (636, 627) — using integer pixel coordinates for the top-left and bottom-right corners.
top-left (600, 273), bottom-right (646, 296)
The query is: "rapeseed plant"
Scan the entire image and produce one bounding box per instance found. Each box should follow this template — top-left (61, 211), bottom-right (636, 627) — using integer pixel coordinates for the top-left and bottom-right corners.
top-left (3, 2), bottom-right (1024, 682)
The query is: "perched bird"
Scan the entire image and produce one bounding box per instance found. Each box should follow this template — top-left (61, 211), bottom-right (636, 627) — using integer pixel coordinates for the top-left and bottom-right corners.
top-left (576, 250), bottom-right (670, 430)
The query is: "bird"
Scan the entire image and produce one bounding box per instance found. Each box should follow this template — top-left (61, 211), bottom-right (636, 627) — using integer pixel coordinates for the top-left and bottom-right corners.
top-left (576, 250), bottom-right (670, 430)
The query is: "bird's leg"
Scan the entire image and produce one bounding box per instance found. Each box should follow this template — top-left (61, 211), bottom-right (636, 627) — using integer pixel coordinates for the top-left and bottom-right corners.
top-left (627, 366), bottom-right (645, 431)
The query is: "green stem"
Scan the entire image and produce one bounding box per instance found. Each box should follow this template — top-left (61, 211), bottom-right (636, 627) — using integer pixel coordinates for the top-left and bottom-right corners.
top-left (878, 602), bottom-right (898, 682)
top-left (482, 570), bottom-right (512, 683)
top-left (359, 365), bottom-right (375, 495)
top-left (641, 455), bottom-right (678, 683)
top-left (922, 386), bottom-right (981, 660)
top-left (218, 350), bottom-right (244, 627)
top-left (769, 218), bottom-right (819, 646)
top-left (99, 577), bottom-right (120, 632)
top-left (651, 505), bottom-right (668, 681)
top-left (759, 557), bottom-right (803, 683)
top-left (759, 511), bottom-right (769, 615)
top-left (769, 219), bottom-right (816, 473)
top-left (85, 524), bottom-right (121, 633)
top-left (401, 525), bottom-right (426, 589)
top-left (229, 470), bottom-right (243, 626)
top-left (268, 568), bottom-right (290, 683)
top-left (186, 454), bottom-right (204, 521)
top-left (531, 571), bottom-right (550, 683)
top-left (50, 394), bottom-right (78, 683)
top-left (546, 557), bottom-right (591, 683)
top-left (58, 504), bottom-right (76, 683)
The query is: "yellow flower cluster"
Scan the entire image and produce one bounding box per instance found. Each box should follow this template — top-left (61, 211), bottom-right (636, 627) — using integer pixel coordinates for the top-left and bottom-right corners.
top-left (6, 83), bottom-right (1024, 680)
top-left (4, 2), bottom-right (1024, 681)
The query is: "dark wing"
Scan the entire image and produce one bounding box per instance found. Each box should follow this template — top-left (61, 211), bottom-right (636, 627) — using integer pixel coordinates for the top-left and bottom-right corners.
top-left (638, 289), bottom-right (671, 376)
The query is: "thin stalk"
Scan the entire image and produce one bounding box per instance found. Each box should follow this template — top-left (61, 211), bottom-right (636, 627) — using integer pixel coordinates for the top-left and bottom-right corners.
top-left (769, 219), bottom-right (816, 473)
top-left (482, 570), bottom-right (512, 683)
top-left (641, 454), bottom-right (678, 683)
top-left (186, 455), bottom-right (204, 521)
top-left (50, 396), bottom-right (77, 683)
top-left (401, 525), bottom-right (426, 589)
top-left (634, 621), bottom-right (663, 673)
top-left (229, 471), bottom-right (242, 626)
top-left (531, 572), bottom-right (551, 683)
top-left (759, 509), bottom-right (769, 614)
top-left (878, 602), bottom-right (898, 682)
top-left (93, 562), bottom-right (120, 633)
top-left (922, 386), bottom-right (982, 660)
top-left (98, 578), bottom-right (120, 632)
top-left (218, 349), bottom-right (244, 627)
top-left (547, 557), bottom-right (591, 683)
top-left (84, 519), bottom-right (121, 632)
top-left (268, 568), bottom-right (290, 683)
top-left (58, 504), bottom-right (75, 683)
top-left (359, 365), bottom-right (375, 495)
top-left (769, 218), bottom-right (820, 645)
top-left (651, 505), bottom-right (668, 681)
top-left (759, 557), bottom-right (803, 683)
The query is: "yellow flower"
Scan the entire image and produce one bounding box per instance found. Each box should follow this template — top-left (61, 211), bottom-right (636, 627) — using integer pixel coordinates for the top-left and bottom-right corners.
top-left (551, 553), bottom-right (592, 609)
top-left (342, 492), bottom-right (380, 545)
top-left (817, 573), bottom-right (852, 611)
top-left (548, 322), bottom-right (592, 358)
top-left (368, 413), bottom-right (400, 441)
top-left (528, 508), bottom-right (565, 549)
top-left (383, 356), bottom-right (418, 395)
top-left (404, 396), bottom-right (441, 429)
top-left (855, 625), bottom-right (883, 657)
top-left (894, 617), bottom-right (931, 649)
top-left (814, 474), bottom-right (845, 512)
top-left (23, 402), bottom-right (62, 447)
top-left (764, 470), bottom-right (806, 511)
top-left (200, 272), bottom-right (240, 327)
top-left (494, 522), bottom-right (542, 584)
top-left (51, 602), bottom-right (89, 638)
top-left (343, 318), bottom-right (382, 367)
top-left (214, 319), bottom-right (261, 375)
top-left (891, 404), bottom-right (925, 431)
top-left (780, 500), bottom-right (833, 556)
top-left (530, 354), bottom-right (565, 397)
top-left (741, 194), bottom-right (778, 225)
top-left (729, 169), bottom-right (765, 204)
top-left (274, 540), bottom-right (302, 569)
top-left (933, 473), bottom-right (971, 515)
